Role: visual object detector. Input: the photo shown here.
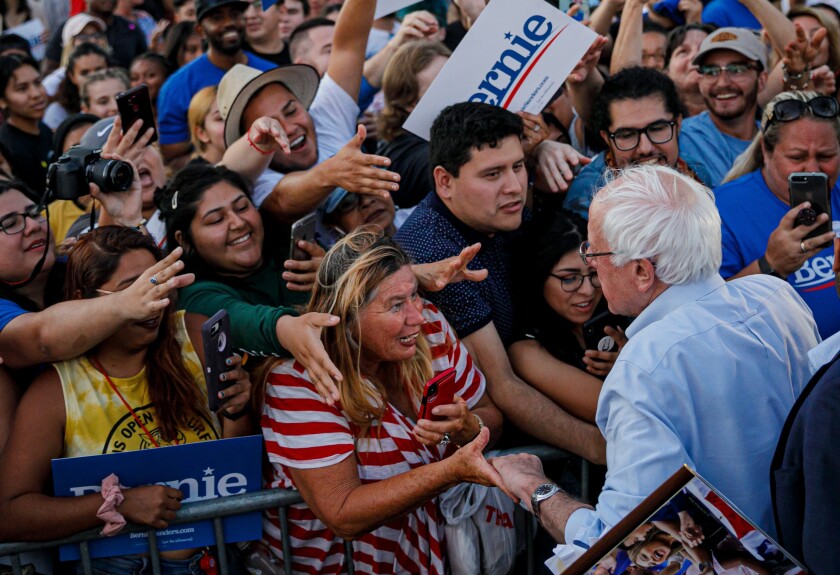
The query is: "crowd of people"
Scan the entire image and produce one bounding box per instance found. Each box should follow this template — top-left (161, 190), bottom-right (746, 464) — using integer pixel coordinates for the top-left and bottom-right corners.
top-left (0, 0), bottom-right (838, 573)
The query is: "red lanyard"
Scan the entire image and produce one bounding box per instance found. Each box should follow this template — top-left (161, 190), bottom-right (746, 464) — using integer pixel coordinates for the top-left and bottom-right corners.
top-left (90, 356), bottom-right (163, 448)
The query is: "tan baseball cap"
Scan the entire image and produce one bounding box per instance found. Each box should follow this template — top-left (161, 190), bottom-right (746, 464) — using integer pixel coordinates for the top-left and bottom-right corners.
top-left (692, 27), bottom-right (768, 70)
top-left (217, 63), bottom-right (320, 148)
top-left (62, 13), bottom-right (106, 47)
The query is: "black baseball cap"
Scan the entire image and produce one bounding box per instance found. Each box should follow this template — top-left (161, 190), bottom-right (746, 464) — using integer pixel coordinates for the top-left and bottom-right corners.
top-left (196, 0), bottom-right (249, 21)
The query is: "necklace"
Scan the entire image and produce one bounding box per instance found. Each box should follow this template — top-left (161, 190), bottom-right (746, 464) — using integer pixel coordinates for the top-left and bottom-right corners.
top-left (89, 355), bottom-right (163, 448)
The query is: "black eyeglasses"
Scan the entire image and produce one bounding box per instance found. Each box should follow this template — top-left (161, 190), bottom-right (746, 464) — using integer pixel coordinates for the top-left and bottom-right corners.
top-left (579, 241), bottom-right (615, 266)
top-left (697, 63), bottom-right (759, 79)
top-left (608, 120), bottom-right (676, 152)
top-left (763, 96), bottom-right (840, 132)
top-left (550, 271), bottom-right (601, 292)
top-left (336, 193), bottom-right (360, 214)
top-left (0, 206), bottom-right (46, 235)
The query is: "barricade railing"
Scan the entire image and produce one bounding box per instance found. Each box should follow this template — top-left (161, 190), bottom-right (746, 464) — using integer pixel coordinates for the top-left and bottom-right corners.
top-left (0, 445), bottom-right (585, 575)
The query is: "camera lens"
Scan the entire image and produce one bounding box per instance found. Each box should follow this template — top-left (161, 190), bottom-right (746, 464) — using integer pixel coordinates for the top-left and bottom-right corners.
top-left (87, 158), bottom-right (134, 193)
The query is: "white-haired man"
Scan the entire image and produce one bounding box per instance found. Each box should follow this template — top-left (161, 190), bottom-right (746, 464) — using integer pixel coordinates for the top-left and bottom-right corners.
top-left (492, 165), bottom-right (819, 555)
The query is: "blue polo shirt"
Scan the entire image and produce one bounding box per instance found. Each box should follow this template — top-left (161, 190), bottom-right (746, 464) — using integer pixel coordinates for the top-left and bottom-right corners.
top-left (394, 192), bottom-right (526, 346)
top-left (158, 53), bottom-right (275, 146)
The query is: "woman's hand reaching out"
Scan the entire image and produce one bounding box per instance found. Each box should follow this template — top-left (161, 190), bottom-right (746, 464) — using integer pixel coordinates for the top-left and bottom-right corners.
top-left (582, 326), bottom-right (628, 377)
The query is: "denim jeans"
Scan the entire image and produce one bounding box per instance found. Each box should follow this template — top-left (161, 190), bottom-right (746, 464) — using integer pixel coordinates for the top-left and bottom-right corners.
top-left (78, 552), bottom-right (204, 575)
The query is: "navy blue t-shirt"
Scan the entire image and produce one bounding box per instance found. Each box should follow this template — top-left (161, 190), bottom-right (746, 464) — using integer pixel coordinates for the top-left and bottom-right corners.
top-left (395, 192), bottom-right (524, 345)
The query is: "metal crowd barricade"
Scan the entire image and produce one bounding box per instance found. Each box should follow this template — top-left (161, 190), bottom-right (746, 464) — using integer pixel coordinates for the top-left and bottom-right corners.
top-left (0, 445), bottom-right (587, 575)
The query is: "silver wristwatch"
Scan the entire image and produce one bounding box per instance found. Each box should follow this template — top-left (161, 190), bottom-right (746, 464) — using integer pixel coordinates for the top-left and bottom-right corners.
top-left (531, 482), bottom-right (561, 524)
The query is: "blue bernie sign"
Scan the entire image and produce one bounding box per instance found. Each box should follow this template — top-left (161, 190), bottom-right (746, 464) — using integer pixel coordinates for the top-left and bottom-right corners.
top-left (52, 435), bottom-right (263, 561)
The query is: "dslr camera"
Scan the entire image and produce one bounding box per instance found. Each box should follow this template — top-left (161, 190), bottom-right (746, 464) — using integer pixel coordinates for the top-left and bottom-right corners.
top-left (47, 146), bottom-right (134, 200)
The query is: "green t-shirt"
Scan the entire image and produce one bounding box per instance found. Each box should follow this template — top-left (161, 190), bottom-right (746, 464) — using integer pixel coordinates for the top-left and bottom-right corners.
top-left (178, 257), bottom-right (308, 357)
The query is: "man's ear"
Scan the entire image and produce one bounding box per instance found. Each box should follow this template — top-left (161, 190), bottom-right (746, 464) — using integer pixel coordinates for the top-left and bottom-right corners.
top-left (195, 22), bottom-right (207, 40)
top-left (633, 257), bottom-right (658, 293)
top-left (600, 130), bottom-right (610, 147)
top-left (434, 166), bottom-right (455, 200)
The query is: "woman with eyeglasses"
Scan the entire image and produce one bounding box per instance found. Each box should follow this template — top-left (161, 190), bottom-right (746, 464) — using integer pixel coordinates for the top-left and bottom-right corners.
top-left (718, 90), bottom-right (840, 337)
top-left (508, 211), bottom-right (627, 424)
top-left (0, 163), bottom-right (191, 450)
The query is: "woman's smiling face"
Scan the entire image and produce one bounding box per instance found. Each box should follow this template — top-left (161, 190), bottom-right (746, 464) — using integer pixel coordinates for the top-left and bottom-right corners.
top-left (187, 181), bottom-right (264, 276)
top-left (542, 249), bottom-right (603, 327)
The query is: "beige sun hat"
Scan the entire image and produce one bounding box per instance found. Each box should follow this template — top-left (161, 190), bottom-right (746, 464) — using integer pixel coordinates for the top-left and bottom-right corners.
top-left (217, 63), bottom-right (320, 148)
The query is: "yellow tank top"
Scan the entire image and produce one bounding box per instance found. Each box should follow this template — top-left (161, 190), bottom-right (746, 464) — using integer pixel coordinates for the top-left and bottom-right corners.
top-left (55, 311), bottom-right (221, 457)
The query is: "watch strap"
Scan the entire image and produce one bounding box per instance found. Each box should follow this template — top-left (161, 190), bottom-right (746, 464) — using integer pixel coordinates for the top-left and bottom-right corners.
top-left (531, 482), bottom-right (560, 524)
top-left (757, 254), bottom-right (783, 278)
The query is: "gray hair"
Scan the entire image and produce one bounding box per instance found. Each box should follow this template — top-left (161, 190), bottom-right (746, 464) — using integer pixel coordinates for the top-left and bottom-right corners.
top-left (724, 90), bottom-right (840, 183)
top-left (594, 165), bottom-right (721, 285)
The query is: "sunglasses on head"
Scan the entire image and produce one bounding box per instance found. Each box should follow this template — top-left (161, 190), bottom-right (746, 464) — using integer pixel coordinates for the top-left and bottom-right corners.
top-left (764, 96), bottom-right (840, 132)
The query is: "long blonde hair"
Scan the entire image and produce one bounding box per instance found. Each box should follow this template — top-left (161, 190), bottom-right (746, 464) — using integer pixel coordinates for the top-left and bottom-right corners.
top-left (267, 228), bottom-right (433, 438)
top-left (723, 90), bottom-right (840, 183)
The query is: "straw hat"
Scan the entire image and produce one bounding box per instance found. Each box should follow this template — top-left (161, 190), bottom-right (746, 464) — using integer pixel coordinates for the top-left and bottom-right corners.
top-left (217, 64), bottom-right (320, 147)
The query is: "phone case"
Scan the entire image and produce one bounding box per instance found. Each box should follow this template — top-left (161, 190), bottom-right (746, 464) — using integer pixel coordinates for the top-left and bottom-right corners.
top-left (116, 84), bottom-right (158, 144)
top-left (583, 310), bottom-right (630, 352)
top-left (789, 172), bottom-right (832, 248)
top-left (289, 212), bottom-right (317, 261)
top-left (202, 310), bottom-right (234, 412)
top-left (418, 368), bottom-right (457, 420)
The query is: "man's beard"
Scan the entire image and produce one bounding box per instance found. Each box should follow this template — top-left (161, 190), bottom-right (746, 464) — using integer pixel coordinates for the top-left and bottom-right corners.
top-left (208, 32), bottom-right (244, 56)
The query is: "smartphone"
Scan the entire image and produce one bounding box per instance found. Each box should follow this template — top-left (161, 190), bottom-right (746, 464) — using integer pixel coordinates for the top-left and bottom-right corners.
top-left (583, 310), bottom-right (630, 352)
top-left (418, 368), bottom-right (457, 421)
top-left (789, 172), bottom-right (832, 249)
top-left (202, 310), bottom-right (234, 412)
top-left (116, 84), bottom-right (158, 144)
top-left (289, 212), bottom-right (317, 261)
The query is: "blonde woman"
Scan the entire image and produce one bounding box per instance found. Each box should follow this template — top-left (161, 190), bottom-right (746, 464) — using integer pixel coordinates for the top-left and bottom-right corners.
top-left (188, 86), bottom-right (226, 165)
top-left (260, 228), bottom-right (507, 575)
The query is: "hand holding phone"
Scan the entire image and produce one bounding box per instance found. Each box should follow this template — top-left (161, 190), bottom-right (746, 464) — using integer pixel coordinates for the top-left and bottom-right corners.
top-left (583, 310), bottom-right (630, 352)
top-left (116, 84), bottom-right (158, 145)
top-left (789, 172), bottom-right (832, 249)
top-left (202, 310), bottom-right (235, 412)
top-left (418, 368), bottom-right (457, 420)
top-left (289, 213), bottom-right (317, 261)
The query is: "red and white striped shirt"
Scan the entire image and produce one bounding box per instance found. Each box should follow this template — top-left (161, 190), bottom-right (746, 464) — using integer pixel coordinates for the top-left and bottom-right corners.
top-left (261, 300), bottom-right (486, 574)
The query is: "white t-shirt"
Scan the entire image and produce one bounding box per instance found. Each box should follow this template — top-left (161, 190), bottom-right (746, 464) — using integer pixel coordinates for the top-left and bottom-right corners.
top-left (252, 73), bottom-right (360, 208)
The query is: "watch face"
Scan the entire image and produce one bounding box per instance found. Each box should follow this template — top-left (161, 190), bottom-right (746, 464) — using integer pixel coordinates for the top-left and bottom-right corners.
top-left (535, 483), bottom-right (557, 498)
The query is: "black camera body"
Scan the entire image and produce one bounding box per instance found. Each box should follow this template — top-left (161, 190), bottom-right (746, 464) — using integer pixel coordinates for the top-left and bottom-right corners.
top-left (46, 146), bottom-right (133, 200)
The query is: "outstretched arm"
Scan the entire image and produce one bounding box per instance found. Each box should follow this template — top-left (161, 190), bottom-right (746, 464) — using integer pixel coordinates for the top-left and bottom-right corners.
top-left (610, 0), bottom-right (643, 74)
top-left (288, 427), bottom-right (511, 540)
top-left (0, 248), bottom-right (194, 369)
top-left (463, 323), bottom-right (607, 464)
top-left (327, 0), bottom-right (377, 99)
top-left (259, 125), bottom-right (400, 224)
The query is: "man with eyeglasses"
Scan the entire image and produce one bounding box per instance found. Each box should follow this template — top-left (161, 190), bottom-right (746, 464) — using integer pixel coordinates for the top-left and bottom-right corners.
top-left (564, 66), bottom-right (712, 220)
top-left (678, 27), bottom-right (768, 188)
top-left (491, 165), bottom-right (819, 563)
